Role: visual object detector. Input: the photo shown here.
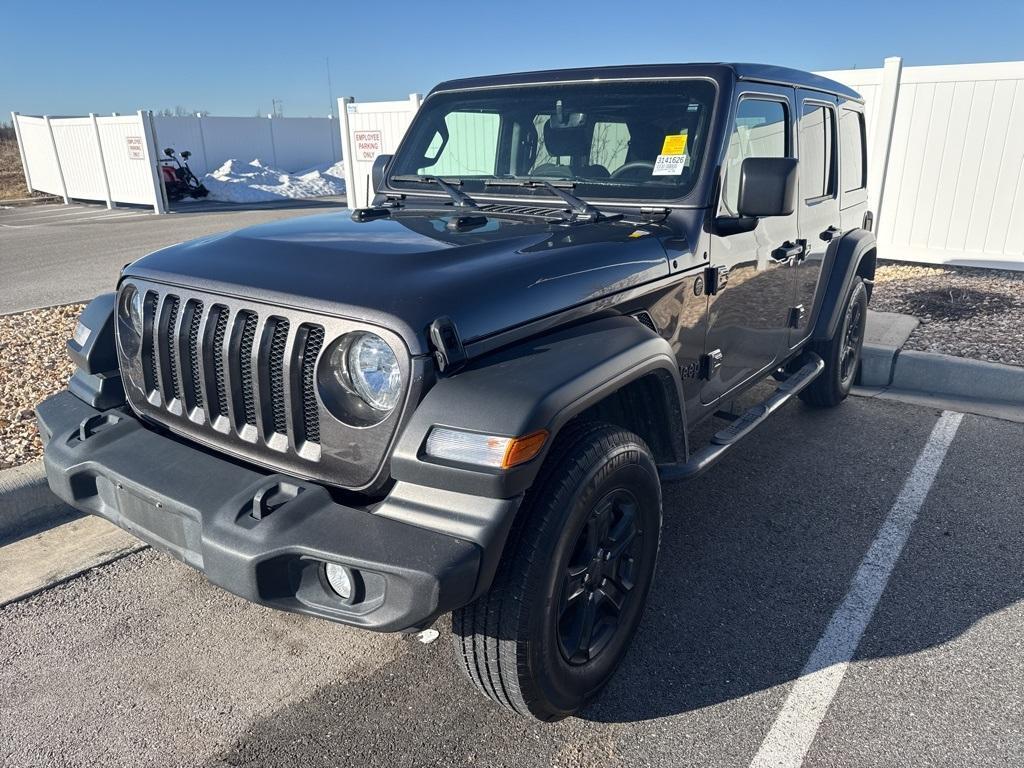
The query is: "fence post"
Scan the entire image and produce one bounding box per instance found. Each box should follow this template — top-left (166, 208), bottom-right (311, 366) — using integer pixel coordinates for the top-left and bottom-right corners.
top-left (338, 96), bottom-right (356, 208)
top-left (43, 115), bottom-right (70, 204)
top-left (196, 112), bottom-right (209, 175)
top-left (139, 110), bottom-right (166, 214)
top-left (89, 113), bottom-right (114, 209)
top-left (868, 56), bottom-right (903, 231)
top-left (10, 112), bottom-right (33, 193)
top-left (268, 114), bottom-right (278, 167)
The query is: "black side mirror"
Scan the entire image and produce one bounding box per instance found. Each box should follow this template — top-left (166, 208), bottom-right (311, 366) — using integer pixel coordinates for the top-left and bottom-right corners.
top-left (371, 153), bottom-right (394, 192)
top-left (163, 148), bottom-right (174, 157)
top-left (180, 150), bottom-right (191, 160)
top-left (737, 157), bottom-right (798, 218)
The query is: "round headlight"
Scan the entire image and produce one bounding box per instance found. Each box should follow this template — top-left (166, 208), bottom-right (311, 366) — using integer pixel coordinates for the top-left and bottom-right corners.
top-left (119, 285), bottom-right (144, 336)
top-left (336, 332), bottom-right (402, 412)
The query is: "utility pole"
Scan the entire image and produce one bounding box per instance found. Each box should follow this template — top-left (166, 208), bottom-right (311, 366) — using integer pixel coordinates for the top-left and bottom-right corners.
top-left (271, 98), bottom-right (283, 118)
top-left (326, 57), bottom-right (335, 119)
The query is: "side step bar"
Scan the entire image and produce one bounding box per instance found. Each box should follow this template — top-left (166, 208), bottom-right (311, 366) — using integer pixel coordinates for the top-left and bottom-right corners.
top-left (659, 353), bottom-right (825, 483)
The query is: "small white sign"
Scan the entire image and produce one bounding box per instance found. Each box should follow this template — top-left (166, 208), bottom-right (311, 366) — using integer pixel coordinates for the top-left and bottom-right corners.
top-left (126, 136), bottom-right (145, 160)
top-left (652, 154), bottom-right (689, 176)
top-left (353, 130), bottom-right (383, 162)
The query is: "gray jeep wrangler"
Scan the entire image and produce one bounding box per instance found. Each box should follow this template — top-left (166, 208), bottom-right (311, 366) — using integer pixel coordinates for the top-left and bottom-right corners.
top-left (39, 63), bottom-right (875, 720)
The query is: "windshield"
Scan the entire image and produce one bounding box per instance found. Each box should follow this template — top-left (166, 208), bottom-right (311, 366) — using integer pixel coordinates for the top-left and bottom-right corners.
top-left (389, 79), bottom-right (717, 202)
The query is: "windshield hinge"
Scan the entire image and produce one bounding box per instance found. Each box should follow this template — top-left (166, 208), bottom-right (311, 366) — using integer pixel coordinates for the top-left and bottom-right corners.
top-left (639, 207), bottom-right (671, 222)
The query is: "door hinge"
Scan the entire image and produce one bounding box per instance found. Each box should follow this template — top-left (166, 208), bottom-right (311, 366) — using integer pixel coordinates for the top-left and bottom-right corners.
top-left (788, 304), bottom-right (806, 328)
top-left (704, 265), bottom-right (729, 295)
top-left (700, 349), bottom-right (724, 380)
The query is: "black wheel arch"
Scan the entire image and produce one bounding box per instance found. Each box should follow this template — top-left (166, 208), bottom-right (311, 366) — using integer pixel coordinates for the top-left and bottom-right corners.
top-left (810, 228), bottom-right (877, 342)
top-left (389, 315), bottom-right (688, 501)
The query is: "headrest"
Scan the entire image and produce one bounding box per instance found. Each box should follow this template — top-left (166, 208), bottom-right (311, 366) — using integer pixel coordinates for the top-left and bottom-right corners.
top-left (543, 119), bottom-right (590, 158)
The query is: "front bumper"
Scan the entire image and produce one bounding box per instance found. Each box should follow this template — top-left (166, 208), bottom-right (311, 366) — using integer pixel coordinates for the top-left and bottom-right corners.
top-left (37, 390), bottom-right (484, 632)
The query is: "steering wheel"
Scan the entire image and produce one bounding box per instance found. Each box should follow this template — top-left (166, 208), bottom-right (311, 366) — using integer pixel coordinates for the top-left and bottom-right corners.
top-left (610, 161), bottom-right (657, 180)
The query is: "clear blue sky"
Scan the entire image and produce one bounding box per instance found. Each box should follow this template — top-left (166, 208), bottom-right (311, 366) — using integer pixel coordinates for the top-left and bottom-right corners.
top-left (2, 0), bottom-right (1020, 120)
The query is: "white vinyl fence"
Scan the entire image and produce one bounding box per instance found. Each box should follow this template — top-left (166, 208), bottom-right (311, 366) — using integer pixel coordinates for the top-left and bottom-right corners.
top-left (338, 94), bottom-right (422, 209)
top-left (13, 111), bottom-right (164, 210)
top-left (821, 59), bottom-right (1024, 270)
top-left (12, 112), bottom-right (342, 213)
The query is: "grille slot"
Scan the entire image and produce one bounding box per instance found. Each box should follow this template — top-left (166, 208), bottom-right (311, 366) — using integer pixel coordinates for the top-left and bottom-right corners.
top-left (238, 312), bottom-right (259, 427)
top-left (160, 296), bottom-right (181, 402)
top-left (186, 300), bottom-right (204, 408)
top-left (300, 326), bottom-right (324, 444)
top-left (210, 306), bottom-right (229, 419)
top-left (267, 318), bottom-right (289, 436)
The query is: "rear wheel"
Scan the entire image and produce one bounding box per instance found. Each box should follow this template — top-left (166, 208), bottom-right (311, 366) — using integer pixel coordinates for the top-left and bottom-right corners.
top-left (799, 278), bottom-right (868, 407)
top-left (452, 422), bottom-right (662, 720)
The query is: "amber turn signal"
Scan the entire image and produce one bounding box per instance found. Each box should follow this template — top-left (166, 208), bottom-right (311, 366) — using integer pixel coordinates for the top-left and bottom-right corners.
top-left (501, 430), bottom-right (549, 469)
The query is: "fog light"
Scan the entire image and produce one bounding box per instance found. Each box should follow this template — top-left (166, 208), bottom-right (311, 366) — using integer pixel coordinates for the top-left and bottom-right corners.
top-left (324, 562), bottom-right (353, 600)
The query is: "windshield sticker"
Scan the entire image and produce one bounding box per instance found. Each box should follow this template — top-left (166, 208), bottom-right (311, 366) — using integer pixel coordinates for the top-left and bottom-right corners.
top-left (652, 154), bottom-right (689, 176)
top-left (661, 134), bottom-right (688, 156)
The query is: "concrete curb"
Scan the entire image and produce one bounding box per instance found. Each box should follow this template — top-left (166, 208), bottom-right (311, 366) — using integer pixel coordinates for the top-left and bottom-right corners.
top-left (0, 461), bottom-right (79, 544)
top-left (859, 344), bottom-right (1024, 405)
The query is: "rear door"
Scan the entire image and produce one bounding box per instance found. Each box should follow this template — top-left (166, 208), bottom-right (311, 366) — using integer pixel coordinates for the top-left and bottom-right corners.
top-left (703, 86), bottom-right (799, 404)
top-left (791, 91), bottom-right (841, 348)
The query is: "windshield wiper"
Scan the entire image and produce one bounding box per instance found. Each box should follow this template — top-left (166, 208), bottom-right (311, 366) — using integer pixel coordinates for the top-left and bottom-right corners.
top-left (484, 179), bottom-right (617, 222)
top-left (391, 174), bottom-right (479, 208)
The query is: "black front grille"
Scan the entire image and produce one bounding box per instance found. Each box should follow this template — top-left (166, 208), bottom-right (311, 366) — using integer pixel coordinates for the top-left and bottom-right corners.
top-left (138, 293), bottom-right (325, 449)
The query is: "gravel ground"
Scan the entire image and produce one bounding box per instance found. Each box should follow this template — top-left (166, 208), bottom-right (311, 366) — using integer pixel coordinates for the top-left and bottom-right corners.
top-left (872, 262), bottom-right (1024, 367)
top-left (0, 303), bottom-right (83, 469)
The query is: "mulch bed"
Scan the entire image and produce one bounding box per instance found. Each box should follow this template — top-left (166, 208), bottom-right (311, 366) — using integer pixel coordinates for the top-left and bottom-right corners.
top-left (872, 262), bottom-right (1024, 368)
top-left (0, 304), bottom-right (84, 469)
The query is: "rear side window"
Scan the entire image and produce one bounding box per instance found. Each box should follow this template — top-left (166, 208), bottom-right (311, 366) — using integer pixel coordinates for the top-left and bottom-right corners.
top-left (840, 109), bottom-right (867, 192)
top-left (800, 102), bottom-right (837, 200)
top-left (722, 98), bottom-right (789, 214)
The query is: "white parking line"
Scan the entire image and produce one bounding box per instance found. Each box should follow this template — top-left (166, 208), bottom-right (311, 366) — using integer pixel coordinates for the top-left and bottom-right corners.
top-left (750, 410), bottom-right (965, 768)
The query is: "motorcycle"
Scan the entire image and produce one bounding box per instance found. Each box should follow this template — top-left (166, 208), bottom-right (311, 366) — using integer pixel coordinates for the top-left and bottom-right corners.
top-left (159, 147), bottom-right (209, 201)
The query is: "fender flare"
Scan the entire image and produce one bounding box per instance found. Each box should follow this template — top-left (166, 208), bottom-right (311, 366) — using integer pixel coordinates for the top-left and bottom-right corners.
top-left (389, 315), bottom-right (687, 501)
top-left (811, 228), bottom-right (877, 341)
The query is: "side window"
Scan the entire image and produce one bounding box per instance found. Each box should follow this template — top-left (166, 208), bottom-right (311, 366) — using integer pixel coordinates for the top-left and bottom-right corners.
top-left (419, 111), bottom-right (500, 176)
top-left (800, 102), bottom-right (837, 200)
top-left (589, 121), bottom-right (631, 173)
top-left (723, 98), bottom-right (789, 214)
top-left (840, 108), bottom-right (867, 192)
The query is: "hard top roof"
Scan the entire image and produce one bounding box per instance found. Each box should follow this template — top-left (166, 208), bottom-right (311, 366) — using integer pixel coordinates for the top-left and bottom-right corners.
top-left (431, 62), bottom-right (862, 102)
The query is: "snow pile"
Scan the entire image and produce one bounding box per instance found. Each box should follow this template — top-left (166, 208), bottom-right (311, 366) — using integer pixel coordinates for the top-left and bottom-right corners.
top-left (200, 158), bottom-right (345, 203)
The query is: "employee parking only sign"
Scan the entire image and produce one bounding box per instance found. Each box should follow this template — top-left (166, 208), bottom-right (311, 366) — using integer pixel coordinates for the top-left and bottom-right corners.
top-left (353, 130), bottom-right (383, 162)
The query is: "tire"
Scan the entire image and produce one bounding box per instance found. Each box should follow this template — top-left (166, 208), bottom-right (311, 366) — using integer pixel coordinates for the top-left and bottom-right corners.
top-left (799, 277), bottom-right (868, 408)
top-left (452, 421), bottom-right (663, 720)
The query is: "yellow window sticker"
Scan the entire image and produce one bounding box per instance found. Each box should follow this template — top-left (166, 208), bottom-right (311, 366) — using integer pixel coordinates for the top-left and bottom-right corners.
top-left (661, 134), bottom-right (688, 156)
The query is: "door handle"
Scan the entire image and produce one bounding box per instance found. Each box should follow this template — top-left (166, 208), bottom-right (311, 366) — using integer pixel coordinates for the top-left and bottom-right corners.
top-left (771, 241), bottom-right (805, 264)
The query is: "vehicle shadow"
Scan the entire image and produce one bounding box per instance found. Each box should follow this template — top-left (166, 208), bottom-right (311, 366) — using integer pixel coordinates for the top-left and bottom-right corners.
top-left (205, 401), bottom-right (1022, 764)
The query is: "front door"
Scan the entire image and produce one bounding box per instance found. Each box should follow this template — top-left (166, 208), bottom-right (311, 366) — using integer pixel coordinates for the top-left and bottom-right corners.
top-left (791, 91), bottom-right (841, 348)
top-left (702, 87), bottom-right (799, 404)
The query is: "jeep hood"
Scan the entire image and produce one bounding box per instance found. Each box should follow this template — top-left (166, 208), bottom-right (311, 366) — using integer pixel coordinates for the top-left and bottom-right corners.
top-left (123, 209), bottom-right (672, 355)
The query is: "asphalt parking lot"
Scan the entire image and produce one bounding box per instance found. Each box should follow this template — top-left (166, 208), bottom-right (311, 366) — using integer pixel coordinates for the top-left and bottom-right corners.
top-left (2, 395), bottom-right (1021, 767)
top-left (0, 199), bottom-right (346, 315)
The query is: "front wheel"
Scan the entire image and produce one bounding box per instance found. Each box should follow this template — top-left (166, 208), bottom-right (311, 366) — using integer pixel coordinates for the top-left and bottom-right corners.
top-left (452, 422), bottom-right (662, 720)
top-left (799, 278), bottom-right (868, 408)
